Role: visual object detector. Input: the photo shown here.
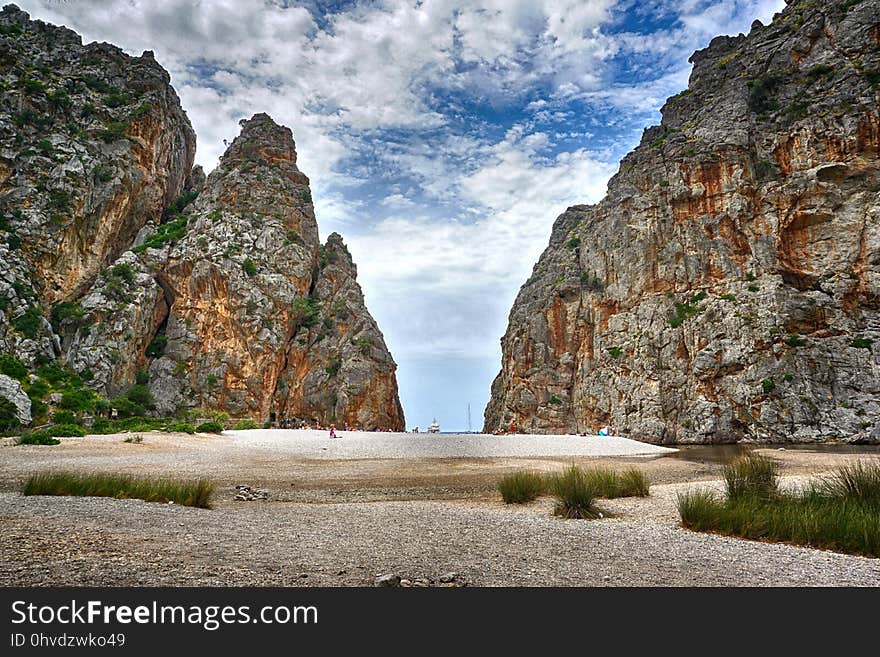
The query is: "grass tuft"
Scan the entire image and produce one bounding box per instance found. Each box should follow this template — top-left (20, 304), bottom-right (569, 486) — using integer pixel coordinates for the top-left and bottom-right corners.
top-left (498, 471), bottom-right (546, 504)
top-left (22, 472), bottom-right (214, 509)
top-left (582, 466), bottom-right (651, 498)
top-left (723, 453), bottom-right (778, 500)
top-left (548, 465), bottom-right (601, 519)
top-left (617, 467), bottom-right (651, 497)
top-left (816, 461), bottom-right (880, 504)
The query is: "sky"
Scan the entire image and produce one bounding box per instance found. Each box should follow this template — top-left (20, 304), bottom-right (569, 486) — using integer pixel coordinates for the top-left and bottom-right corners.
top-left (20, 0), bottom-right (786, 431)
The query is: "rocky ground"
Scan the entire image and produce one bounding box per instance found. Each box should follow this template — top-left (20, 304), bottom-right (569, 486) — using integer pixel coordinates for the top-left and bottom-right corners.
top-left (0, 432), bottom-right (879, 586)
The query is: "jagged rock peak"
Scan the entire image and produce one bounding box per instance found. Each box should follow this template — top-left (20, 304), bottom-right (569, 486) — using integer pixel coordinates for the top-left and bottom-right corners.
top-left (220, 113), bottom-right (300, 171)
top-left (323, 232), bottom-right (355, 270)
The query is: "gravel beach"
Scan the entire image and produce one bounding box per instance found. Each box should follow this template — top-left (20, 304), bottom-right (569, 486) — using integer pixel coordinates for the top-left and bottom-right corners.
top-left (1, 431), bottom-right (878, 587)
top-left (224, 429), bottom-right (678, 458)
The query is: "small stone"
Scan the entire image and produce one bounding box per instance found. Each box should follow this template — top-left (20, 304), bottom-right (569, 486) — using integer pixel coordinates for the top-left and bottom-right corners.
top-left (438, 572), bottom-right (456, 583)
top-left (374, 574), bottom-right (401, 587)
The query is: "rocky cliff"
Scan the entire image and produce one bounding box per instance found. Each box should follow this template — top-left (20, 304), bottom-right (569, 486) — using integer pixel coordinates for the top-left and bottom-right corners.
top-left (485, 0), bottom-right (880, 443)
top-left (0, 6), bottom-right (403, 430)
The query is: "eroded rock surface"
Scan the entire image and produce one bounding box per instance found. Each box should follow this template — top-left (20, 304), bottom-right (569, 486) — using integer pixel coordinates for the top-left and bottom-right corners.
top-left (0, 7), bottom-right (403, 429)
top-left (486, 0), bottom-right (880, 443)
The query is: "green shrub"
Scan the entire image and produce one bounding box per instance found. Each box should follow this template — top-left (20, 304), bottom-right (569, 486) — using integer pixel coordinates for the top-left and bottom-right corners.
top-left (51, 410), bottom-right (79, 425)
top-left (851, 338), bottom-right (873, 350)
top-left (747, 74), bottom-right (783, 115)
top-left (242, 258), bottom-right (257, 277)
top-left (761, 378), bottom-right (776, 394)
top-left (12, 305), bottom-right (42, 339)
top-left (58, 387), bottom-right (98, 412)
top-left (324, 356), bottom-right (341, 377)
top-left (125, 384), bottom-right (155, 409)
top-left (607, 346), bottom-right (623, 358)
top-left (0, 23), bottom-right (23, 36)
top-left (83, 75), bottom-right (114, 93)
top-left (168, 190), bottom-right (199, 215)
top-left (103, 91), bottom-right (132, 108)
top-left (132, 102), bottom-right (153, 118)
top-left (722, 453), bottom-right (778, 501)
top-left (99, 121), bottom-right (129, 143)
top-left (16, 77), bottom-right (46, 95)
top-left (291, 296), bottom-right (319, 329)
top-left (0, 397), bottom-right (20, 432)
top-left (135, 369), bottom-right (149, 385)
top-left (668, 297), bottom-right (705, 328)
top-left (567, 237), bottom-right (580, 249)
top-left (352, 335), bottom-right (372, 356)
top-left (48, 89), bottom-right (72, 110)
top-left (196, 421), bottom-right (224, 434)
top-left (17, 431), bottom-right (60, 446)
top-left (109, 397), bottom-right (146, 419)
top-left (548, 465), bottom-right (602, 519)
top-left (145, 335), bottom-right (167, 358)
top-left (548, 395), bottom-right (562, 405)
top-left (132, 214), bottom-right (188, 253)
top-left (36, 362), bottom-right (71, 386)
top-left (113, 416), bottom-right (164, 432)
top-left (164, 421), bottom-right (196, 434)
top-left (109, 263), bottom-right (136, 284)
top-left (498, 471), bottom-right (547, 504)
top-left (232, 419), bottom-right (260, 430)
top-left (50, 301), bottom-right (85, 330)
top-left (754, 159), bottom-right (777, 180)
top-left (785, 334), bottom-right (806, 347)
top-left (90, 418), bottom-right (113, 434)
top-left (0, 354), bottom-right (28, 380)
top-left (22, 472), bottom-right (214, 508)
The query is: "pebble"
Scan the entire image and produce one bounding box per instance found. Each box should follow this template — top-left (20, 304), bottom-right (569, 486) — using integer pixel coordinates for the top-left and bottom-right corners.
top-left (375, 574), bottom-right (401, 587)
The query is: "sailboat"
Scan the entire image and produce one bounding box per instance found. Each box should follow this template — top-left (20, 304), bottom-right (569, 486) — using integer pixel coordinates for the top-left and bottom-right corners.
top-left (427, 418), bottom-right (440, 433)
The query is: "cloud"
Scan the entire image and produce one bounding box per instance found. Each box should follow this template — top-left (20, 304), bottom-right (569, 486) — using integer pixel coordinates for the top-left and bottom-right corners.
top-left (346, 126), bottom-right (617, 360)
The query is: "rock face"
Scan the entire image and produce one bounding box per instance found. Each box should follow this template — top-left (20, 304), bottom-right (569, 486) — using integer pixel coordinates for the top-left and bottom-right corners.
top-left (139, 114), bottom-right (404, 428)
top-left (0, 7), bottom-right (404, 429)
top-left (485, 0), bottom-right (880, 443)
top-left (0, 373), bottom-right (30, 425)
top-left (0, 4), bottom-right (195, 368)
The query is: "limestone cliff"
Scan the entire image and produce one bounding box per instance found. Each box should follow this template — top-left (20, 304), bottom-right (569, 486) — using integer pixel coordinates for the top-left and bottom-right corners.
top-left (0, 4), bottom-right (195, 369)
top-left (138, 114), bottom-right (404, 428)
top-left (0, 6), bottom-right (404, 429)
top-left (485, 0), bottom-right (880, 443)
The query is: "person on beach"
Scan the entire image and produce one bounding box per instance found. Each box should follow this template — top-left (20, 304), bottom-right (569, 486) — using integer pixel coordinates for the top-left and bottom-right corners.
top-left (329, 424), bottom-right (336, 439)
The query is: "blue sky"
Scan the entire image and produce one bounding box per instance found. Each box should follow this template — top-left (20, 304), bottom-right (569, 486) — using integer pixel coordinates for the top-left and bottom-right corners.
top-left (21, 0), bottom-right (785, 430)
